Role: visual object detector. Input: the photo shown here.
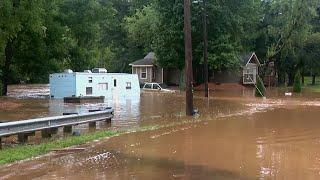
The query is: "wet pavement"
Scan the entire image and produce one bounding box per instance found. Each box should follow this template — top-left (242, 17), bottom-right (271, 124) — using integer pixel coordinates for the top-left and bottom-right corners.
top-left (1, 85), bottom-right (320, 179)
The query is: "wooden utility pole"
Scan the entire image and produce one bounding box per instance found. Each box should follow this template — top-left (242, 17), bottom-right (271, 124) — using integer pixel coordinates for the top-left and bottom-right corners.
top-left (184, 0), bottom-right (194, 116)
top-left (202, 0), bottom-right (208, 98)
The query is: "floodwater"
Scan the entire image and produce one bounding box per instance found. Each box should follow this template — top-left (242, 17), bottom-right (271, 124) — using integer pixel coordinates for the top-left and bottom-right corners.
top-left (1, 85), bottom-right (320, 179)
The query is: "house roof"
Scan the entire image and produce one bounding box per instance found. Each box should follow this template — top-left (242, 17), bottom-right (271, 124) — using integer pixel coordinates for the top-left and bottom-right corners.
top-left (241, 52), bottom-right (261, 66)
top-left (129, 52), bottom-right (156, 66)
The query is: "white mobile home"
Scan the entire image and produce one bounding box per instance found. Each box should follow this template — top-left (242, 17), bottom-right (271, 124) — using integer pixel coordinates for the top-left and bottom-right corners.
top-left (50, 69), bottom-right (140, 99)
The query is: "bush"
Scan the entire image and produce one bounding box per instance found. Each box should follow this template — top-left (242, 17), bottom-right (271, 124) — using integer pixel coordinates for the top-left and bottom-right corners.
top-left (255, 76), bottom-right (266, 97)
top-left (293, 70), bottom-right (302, 93)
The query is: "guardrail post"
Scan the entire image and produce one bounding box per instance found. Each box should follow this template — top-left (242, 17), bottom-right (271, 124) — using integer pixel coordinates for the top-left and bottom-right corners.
top-left (63, 126), bottom-right (72, 134)
top-left (17, 132), bottom-right (35, 143)
top-left (18, 134), bottom-right (28, 143)
top-left (51, 128), bottom-right (58, 135)
top-left (89, 122), bottom-right (96, 129)
top-left (105, 118), bottom-right (111, 124)
top-left (0, 137), bottom-right (2, 149)
top-left (41, 129), bottom-right (51, 138)
top-left (41, 128), bottom-right (58, 138)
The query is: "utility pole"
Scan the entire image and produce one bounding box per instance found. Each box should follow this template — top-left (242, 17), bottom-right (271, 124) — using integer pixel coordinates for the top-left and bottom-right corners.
top-left (184, 0), bottom-right (194, 116)
top-left (202, 0), bottom-right (209, 98)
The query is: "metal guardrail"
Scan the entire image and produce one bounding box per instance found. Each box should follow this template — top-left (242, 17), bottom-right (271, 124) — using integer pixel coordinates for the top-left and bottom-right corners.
top-left (0, 109), bottom-right (114, 137)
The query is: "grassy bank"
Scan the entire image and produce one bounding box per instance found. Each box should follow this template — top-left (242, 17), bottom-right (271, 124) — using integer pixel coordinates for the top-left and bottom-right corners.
top-left (0, 130), bottom-right (122, 165)
top-left (303, 76), bottom-right (320, 92)
top-left (0, 119), bottom-right (200, 166)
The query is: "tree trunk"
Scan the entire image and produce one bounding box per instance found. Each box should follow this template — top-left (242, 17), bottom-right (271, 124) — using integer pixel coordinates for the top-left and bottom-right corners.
top-left (2, 41), bottom-right (14, 96)
top-left (302, 74), bottom-right (305, 85)
top-left (288, 73), bottom-right (294, 86)
top-left (312, 75), bottom-right (316, 85)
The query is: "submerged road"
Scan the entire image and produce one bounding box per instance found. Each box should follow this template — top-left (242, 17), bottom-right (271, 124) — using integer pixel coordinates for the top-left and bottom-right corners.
top-left (1, 85), bottom-right (320, 179)
top-left (2, 105), bottom-right (320, 179)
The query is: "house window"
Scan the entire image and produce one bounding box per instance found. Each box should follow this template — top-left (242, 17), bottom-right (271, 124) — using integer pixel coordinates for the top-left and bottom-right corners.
top-left (88, 77), bottom-right (93, 83)
top-left (98, 83), bottom-right (108, 90)
top-left (126, 82), bottom-right (132, 89)
top-left (141, 67), bottom-right (147, 79)
top-left (86, 87), bottom-right (93, 95)
top-left (114, 79), bottom-right (117, 87)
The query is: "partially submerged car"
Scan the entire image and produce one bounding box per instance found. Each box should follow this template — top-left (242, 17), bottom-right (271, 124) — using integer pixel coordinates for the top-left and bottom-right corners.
top-left (142, 83), bottom-right (175, 93)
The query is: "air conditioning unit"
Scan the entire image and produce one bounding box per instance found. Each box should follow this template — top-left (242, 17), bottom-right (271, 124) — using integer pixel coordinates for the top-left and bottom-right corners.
top-left (92, 68), bottom-right (107, 73)
top-left (64, 69), bottom-right (73, 73)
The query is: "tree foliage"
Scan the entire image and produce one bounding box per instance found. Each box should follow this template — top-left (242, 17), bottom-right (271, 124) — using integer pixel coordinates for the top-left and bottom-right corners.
top-left (124, 5), bottom-right (159, 53)
top-left (293, 70), bottom-right (302, 93)
top-left (303, 33), bottom-right (320, 77)
top-left (1, 0), bottom-right (320, 96)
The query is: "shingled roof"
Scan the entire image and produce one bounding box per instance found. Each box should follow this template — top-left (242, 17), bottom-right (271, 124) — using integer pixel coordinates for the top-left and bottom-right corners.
top-left (129, 52), bottom-right (155, 66)
top-left (240, 52), bottom-right (260, 66)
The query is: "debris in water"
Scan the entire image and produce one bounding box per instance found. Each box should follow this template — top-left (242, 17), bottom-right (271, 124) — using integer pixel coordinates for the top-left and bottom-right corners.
top-left (285, 92), bottom-right (292, 96)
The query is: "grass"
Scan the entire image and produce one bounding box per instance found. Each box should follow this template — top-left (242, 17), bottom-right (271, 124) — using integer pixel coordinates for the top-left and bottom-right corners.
top-left (0, 130), bottom-right (122, 165)
top-left (303, 76), bottom-right (320, 92)
top-left (0, 118), bottom-right (201, 166)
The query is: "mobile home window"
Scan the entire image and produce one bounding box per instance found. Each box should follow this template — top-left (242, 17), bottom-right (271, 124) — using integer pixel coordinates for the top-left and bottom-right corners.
top-left (86, 87), bottom-right (93, 95)
top-left (114, 79), bottom-right (117, 87)
top-left (126, 82), bottom-right (132, 89)
top-left (88, 77), bottom-right (93, 83)
top-left (141, 67), bottom-right (147, 79)
top-left (99, 83), bottom-right (108, 90)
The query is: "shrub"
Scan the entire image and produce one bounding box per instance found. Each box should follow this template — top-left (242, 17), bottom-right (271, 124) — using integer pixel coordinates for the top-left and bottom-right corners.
top-left (255, 76), bottom-right (266, 97)
top-left (293, 70), bottom-right (302, 93)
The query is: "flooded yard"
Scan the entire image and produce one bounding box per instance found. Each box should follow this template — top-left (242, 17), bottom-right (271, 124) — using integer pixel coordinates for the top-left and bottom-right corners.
top-left (1, 85), bottom-right (320, 179)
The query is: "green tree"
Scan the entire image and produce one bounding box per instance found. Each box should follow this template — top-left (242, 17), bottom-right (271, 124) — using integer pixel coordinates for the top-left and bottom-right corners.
top-left (57, 0), bottom-right (116, 71)
top-left (303, 33), bottom-right (320, 85)
top-left (0, 0), bottom-right (47, 95)
top-left (153, 0), bottom-right (184, 70)
top-left (257, 0), bottom-right (318, 85)
top-left (293, 70), bottom-right (302, 93)
top-left (124, 5), bottom-right (159, 53)
top-left (153, 0), bottom-right (262, 74)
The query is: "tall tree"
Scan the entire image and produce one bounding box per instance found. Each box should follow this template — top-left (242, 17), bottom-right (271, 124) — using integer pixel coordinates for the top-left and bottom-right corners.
top-left (57, 0), bottom-right (116, 71)
top-left (258, 0), bottom-right (317, 85)
top-left (0, 0), bottom-right (46, 95)
top-left (124, 5), bottom-right (159, 53)
top-left (303, 33), bottom-right (320, 85)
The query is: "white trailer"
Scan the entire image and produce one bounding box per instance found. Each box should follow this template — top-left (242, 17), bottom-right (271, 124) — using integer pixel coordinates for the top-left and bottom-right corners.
top-left (50, 69), bottom-right (140, 99)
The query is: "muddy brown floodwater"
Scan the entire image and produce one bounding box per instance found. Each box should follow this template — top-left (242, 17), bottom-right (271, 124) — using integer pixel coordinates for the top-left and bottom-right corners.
top-left (1, 85), bottom-right (320, 179)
